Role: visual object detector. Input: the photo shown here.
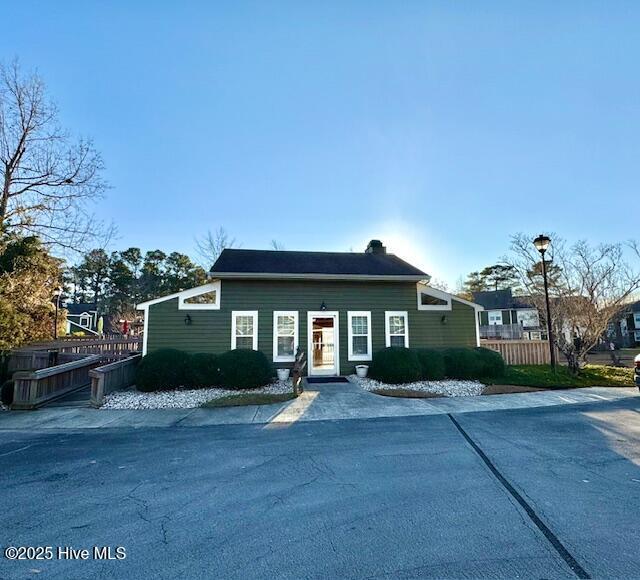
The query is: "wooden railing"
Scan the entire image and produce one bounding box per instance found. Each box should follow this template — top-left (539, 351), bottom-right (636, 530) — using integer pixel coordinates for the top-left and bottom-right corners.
top-left (11, 355), bottom-right (103, 410)
top-left (8, 351), bottom-right (87, 373)
top-left (90, 354), bottom-right (141, 408)
top-left (20, 337), bottom-right (142, 361)
top-left (481, 340), bottom-right (558, 366)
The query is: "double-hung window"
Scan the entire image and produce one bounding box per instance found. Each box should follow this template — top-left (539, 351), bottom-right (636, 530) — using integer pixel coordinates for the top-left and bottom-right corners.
top-left (385, 311), bottom-right (409, 348)
top-left (232, 311), bottom-right (258, 350)
top-left (348, 311), bottom-right (372, 361)
top-left (273, 311), bottom-right (298, 362)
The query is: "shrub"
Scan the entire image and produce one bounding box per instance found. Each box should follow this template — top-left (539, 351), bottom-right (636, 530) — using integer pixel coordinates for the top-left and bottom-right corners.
top-left (135, 349), bottom-right (191, 392)
top-left (474, 347), bottom-right (505, 378)
top-left (186, 353), bottom-right (221, 388)
top-left (442, 347), bottom-right (483, 379)
top-left (413, 348), bottom-right (446, 380)
top-left (1, 380), bottom-right (13, 406)
top-left (369, 347), bottom-right (422, 384)
top-left (217, 349), bottom-right (273, 389)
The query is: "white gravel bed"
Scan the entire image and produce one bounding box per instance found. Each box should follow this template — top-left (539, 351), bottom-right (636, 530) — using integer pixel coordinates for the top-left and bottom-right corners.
top-left (101, 379), bottom-right (293, 410)
top-left (351, 375), bottom-right (485, 397)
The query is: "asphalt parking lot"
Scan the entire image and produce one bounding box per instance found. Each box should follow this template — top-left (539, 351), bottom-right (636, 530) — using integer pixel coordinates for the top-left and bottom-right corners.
top-left (2, 397), bottom-right (640, 579)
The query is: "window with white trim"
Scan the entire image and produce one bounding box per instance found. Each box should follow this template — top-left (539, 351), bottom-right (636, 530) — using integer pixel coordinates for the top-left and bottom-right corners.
top-left (178, 281), bottom-right (221, 310)
top-left (273, 311), bottom-right (298, 362)
top-left (348, 311), bottom-right (372, 361)
top-left (232, 311), bottom-right (258, 350)
top-left (416, 284), bottom-right (452, 311)
top-left (385, 311), bottom-right (409, 348)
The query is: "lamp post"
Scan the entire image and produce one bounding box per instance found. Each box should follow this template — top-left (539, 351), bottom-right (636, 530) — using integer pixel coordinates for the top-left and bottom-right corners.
top-left (53, 287), bottom-right (62, 340)
top-left (533, 234), bottom-right (556, 370)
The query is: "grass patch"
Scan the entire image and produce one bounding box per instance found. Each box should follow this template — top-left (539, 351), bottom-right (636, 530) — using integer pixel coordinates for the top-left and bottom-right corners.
top-left (486, 364), bottom-right (634, 389)
top-left (202, 392), bottom-right (297, 408)
top-left (372, 388), bottom-right (443, 399)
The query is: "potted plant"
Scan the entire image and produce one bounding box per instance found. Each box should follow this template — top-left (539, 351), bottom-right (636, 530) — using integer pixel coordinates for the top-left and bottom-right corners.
top-left (355, 365), bottom-right (368, 378)
top-left (277, 368), bottom-right (290, 381)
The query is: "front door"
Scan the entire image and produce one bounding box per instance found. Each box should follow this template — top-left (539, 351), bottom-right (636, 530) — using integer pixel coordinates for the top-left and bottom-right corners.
top-left (307, 312), bottom-right (339, 376)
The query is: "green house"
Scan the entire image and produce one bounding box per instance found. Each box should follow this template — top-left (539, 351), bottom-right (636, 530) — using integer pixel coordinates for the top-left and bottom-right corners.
top-left (137, 240), bottom-right (482, 377)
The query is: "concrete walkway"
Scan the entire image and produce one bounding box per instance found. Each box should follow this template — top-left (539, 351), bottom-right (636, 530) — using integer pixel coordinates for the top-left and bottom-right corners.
top-left (0, 380), bottom-right (637, 430)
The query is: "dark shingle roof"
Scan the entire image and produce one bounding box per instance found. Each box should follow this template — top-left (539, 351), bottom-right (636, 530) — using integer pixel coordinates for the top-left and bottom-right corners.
top-left (210, 249), bottom-right (427, 277)
top-left (65, 303), bottom-right (97, 315)
top-left (472, 289), bottom-right (534, 310)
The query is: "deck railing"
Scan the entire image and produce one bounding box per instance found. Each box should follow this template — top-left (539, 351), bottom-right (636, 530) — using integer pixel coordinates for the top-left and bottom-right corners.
top-left (11, 355), bottom-right (103, 410)
top-left (90, 354), bottom-right (141, 408)
top-left (481, 340), bottom-right (558, 365)
top-left (8, 351), bottom-right (87, 373)
top-left (19, 337), bottom-right (142, 361)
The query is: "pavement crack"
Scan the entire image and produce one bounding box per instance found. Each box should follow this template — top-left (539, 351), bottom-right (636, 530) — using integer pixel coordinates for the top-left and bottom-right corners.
top-left (447, 413), bottom-right (591, 580)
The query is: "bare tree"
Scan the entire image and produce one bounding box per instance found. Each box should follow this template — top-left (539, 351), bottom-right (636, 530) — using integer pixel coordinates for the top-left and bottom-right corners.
top-left (0, 60), bottom-right (107, 250)
top-left (195, 227), bottom-right (237, 267)
top-left (270, 239), bottom-right (285, 250)
top-left (428, 277), bottom-right (450, 292)
top-left (507, 233), bottom-right (640, 373)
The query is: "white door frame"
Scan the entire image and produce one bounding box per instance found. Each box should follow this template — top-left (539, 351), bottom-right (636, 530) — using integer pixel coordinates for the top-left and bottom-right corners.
top-left (307, 311), bottom-right (340, 376)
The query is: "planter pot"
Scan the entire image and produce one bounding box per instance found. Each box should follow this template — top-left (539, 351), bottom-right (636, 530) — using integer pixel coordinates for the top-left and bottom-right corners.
top-left (277, 368), bottom-right (291, 381)
top-left (355, 365), bottom-right (369, 378)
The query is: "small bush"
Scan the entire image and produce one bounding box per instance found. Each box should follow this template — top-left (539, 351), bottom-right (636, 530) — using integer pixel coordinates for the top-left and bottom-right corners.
top-left (1, 380), bottom-right (14, 406)
top-left (135, 349), bottom-right (191, 392)
top-left (413, 348), bottom-right (446, 380)
top-left (217, 349), bottom-right (273, 389)
top-left (474, 347), bottom-right (505, 378)
top-left (186, 353), bottom-right (221, 388)
top-left (369, 347), bottom-right (422, 384)
top-left (442, 347), bottom-right (483, 379)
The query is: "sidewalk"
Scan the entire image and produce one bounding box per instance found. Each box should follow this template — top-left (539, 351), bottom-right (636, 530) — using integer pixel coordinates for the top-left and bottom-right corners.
top-left (0, 384), bottom-right (637, 430)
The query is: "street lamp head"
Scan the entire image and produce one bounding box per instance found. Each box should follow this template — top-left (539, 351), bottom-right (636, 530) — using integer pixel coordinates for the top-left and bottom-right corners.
top-left (53, 287), bottom-right (62, 297)
top-left (533, 234), bottom-right (551, 254)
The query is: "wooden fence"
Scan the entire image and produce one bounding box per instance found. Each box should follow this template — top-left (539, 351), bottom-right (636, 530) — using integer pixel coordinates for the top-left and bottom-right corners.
top-left (11, 355), bottom-right (103, 410)
top-left (90, 354), bottom-right (141, 408)
top-left (481, 340), bottom-right (558, 366)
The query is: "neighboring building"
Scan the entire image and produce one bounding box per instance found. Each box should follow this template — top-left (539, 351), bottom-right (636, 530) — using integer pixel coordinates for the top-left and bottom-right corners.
top-left (614, 301), bottom-right (640, 347)
top-left (64, 303), bottom-right (99, 335)
top-left (137, 240), bottom-right (483, 377)
top-left (472, 289), bottom-right (544, 340)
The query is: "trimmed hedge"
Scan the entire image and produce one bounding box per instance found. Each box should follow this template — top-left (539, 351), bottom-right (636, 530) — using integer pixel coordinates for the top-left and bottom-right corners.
top-left (217, 349), bottom-right (274, 389)
top-left (474, 347), bottom-right (505, 378)
top-left (369, 347), bottom-right (422, 384)
top-left (442, 347), bottom-right (484, 380)
top-left (413, 348), bottom-right (446, 380)
top-left (135, 349), bottom-right (191, 392)
top-left (187, 353), bottom-right (221, 388)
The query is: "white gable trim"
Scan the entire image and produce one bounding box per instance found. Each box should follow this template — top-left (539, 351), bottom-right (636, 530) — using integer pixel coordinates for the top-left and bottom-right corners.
top-left (136, 281), bottom-right (221, 310)
top-left (178, 281), bottom-right (221, 310)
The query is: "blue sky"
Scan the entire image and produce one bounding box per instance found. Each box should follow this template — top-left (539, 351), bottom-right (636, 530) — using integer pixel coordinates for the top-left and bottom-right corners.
top-left (3, 1), bottom-right (639, 287)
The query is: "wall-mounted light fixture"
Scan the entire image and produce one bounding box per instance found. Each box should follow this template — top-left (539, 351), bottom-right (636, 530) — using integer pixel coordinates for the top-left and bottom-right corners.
top-left (184, 314), bottom-right (192, 326)
top-left (441, 315), bottom-right (448, 325)
top-left (320, 301), bottom-right (327, 311)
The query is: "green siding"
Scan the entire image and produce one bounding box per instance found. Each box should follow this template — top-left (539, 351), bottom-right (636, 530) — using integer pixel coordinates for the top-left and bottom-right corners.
top-left (147, 280), bottom-right (477, 375)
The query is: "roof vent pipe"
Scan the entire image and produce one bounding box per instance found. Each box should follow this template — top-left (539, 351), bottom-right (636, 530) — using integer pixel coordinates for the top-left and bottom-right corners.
top-left (365, 240), bottom-right (386, 255)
